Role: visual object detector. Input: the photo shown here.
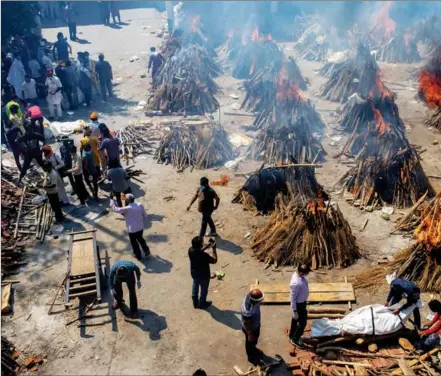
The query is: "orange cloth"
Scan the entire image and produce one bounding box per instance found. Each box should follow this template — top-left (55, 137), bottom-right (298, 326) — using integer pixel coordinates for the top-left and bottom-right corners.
top-left (80, 135), bottom-right (101, 166)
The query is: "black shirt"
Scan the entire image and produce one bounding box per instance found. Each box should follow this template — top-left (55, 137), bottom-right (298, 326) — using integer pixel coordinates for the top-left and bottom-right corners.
top-left (18, 132), bottom-right (45, 150)
top-left (188, 247), bottom-right (214, 279)
top-left (196, 187), bottom-right (218, 214)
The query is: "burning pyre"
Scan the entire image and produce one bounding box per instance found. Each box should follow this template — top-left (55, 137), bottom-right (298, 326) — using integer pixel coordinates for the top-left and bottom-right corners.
top-left (251, 195), bottom-right (360, 269)
top-left (154, 122), bottom-right (234, 171)
top-left (419, 46), bottom-right (441, 131)
top-left (232, 165), bottom-right (327, 214)
top-left (377, 33), bottom-right (421, 63)
top-left (294, 23), bottom-right (329, 62)
top-left (148, 45), bottom-right (221, 115)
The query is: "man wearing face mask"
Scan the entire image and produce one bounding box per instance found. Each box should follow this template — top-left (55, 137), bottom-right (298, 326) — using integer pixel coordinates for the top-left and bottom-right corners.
top-left (241, 289), bottom-right (264, 365)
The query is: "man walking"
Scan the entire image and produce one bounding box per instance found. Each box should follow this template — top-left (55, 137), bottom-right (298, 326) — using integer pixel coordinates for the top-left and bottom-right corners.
top-left (385, 277), bottom-right (422, 329)
top-left (95, 54), bottom-right (113, 101)
top-left (147, 47), bottom-right (164, 83)
top-left (109, 260), bottom-right (141, 317)
top-left (289, 264), bottom-right (311, 348)
top-left (188, 237), bottom-right (217, 309)
top-left (40, 161), bottom-right (64, 223)
top-left (187, 177), bottom-right (220, 239)
top-left (17, 127), bottom-right (46, 182)
top-left (107, 160), bottom-right (130, 207)
top-left (110, 193), bottom-right (150, 260)
top-left (241, 289), bottom-right (264, 365)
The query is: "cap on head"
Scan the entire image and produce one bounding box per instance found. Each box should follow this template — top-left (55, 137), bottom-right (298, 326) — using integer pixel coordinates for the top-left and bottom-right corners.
top-left (42, 145), bottom-right (52, 155)
top-left (90, 112), bottom-right (98, 120)
top-left (250, 289), bottom-right (264, 303)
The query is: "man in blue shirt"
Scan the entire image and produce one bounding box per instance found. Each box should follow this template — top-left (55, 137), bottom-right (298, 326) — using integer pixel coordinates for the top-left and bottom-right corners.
top-left (241, 289), bottom-right (264, 365)
top-left (109, 260), bottom-right (141, 317)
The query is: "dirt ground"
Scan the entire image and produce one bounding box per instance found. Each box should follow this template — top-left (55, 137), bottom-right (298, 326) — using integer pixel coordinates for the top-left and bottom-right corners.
top-left (2, 8), bottom-right (441, 376)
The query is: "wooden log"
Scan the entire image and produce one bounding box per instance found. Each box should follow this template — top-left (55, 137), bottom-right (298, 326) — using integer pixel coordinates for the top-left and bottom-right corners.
top-left (318, 347), bottom-right (416, 360)
top-left (1, 284), bottom-right (12, 314)
top-left (308, 313), bottom-right (345, 319)
top-left (13, 185), bottom-right (27, 239)
top-left (398, 359), bottom-right (415, 376)
top-left (354, 366), bottom-right (368, 376)
top-left (322, 360), bottom-right (372, 368)
top-left (308, 307), bottom-right (347, 314)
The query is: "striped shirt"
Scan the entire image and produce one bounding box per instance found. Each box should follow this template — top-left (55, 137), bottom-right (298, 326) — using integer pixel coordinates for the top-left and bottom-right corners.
top-left (241, 292), bottom-right (261, 331)
top-left (100, 136), bottom-right (120, 161)
top-left (109, 260), bottom-right (141, 289)
top-left (290, 272), bottom-right (309, 311)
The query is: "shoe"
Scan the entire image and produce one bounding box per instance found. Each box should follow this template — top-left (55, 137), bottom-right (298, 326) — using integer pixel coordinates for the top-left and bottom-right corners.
top-left (290, 337), bottom-right (305, 349)
top-left (144, 247), bottom-right (151, 257)
top-left (199, 300), bottom-right (212, 309)
top-left (134, 254), bottom-right (142, 261)
top-left (192, 299), bottom-right (199, 309)
top-left (206, 232), bottom-right (218, 237)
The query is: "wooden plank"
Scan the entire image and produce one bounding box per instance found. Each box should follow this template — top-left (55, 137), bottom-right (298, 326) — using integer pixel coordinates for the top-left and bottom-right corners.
top-left (70, 275), bottom-right (96, 284)
top-left (69, 289), bottom-right (97, 299)
top-left (69, 283), bottom-right (97, 292)
top-left (1, 284), bottom-right (12, 314)
top-left (70, 236), bottom-right (95, 277)
top-left (398, 359), bottom-right (415, 376)
top-left (250, 283), bottom-right (354, 293)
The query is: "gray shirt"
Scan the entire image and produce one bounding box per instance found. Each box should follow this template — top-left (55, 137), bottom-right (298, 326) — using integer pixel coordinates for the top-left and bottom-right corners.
top-left (241, 292), bottom-right (261, 331)
top-left (108, 167), bottom-right (129, 193)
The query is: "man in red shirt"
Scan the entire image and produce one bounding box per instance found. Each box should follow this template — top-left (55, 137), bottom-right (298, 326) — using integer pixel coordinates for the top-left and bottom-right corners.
top-left (416, 299), bottom-right (441, 352)
top-left (27, 104), bottom-right (44, 137)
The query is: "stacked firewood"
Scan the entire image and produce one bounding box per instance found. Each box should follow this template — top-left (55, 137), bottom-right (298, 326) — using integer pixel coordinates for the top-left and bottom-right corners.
top-left (217, 31), bottom-right (242, 62)
top-left (412, 15), bottom-right (441, 54)
top-left (356, 192), bottom-right (441, 292)
top-left (117, 124), bottom-right (155, 160)
top-left (155, 123), bottom-right (234, 171)
top-left (241, 57), bottom-right (307, 113)
top-left (232, 40), bottom-right (283, 79)
top-left (294, 23), bottom-right (329, 62)
top-left (148, 44), bottom-right (221, 115)
top-left (425, 108), bottom-right (441, 131)
top-left (251, 195), bottom-right (360, 268)
top-left (2, 337), bottom-right (19, 376)
top-left (232, 164), bottom-right (327, 214)
top-left (377, 34), bottom-right (421, 63)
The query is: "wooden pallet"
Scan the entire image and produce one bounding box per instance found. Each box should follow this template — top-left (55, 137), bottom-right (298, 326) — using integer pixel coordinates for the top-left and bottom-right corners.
top-left (250, 280), bottom-right (355, 304)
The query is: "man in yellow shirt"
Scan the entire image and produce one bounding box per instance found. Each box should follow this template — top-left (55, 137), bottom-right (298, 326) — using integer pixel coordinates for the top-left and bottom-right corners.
top-left (80, 125), bottom-right (101, 175)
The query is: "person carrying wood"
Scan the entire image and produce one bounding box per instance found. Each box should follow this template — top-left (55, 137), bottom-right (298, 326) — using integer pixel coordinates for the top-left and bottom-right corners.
top-left (415, 299), bottom-right (441, 352)
top-left (289, 264), bottom-right (311, 349)
top-left (109, 260), bottom-right (141, 318)
top-left (241, 289), bottom-right (264, 365)
top-left (385, 277), bottom-right (421, 329)
top-left (187, 177), bottom-right (220, 239)
top-left (188, 236), bottom-right (217, 309)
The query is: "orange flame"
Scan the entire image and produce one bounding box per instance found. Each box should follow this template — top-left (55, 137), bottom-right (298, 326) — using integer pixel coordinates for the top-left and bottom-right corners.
top-left (370, 3), bottom-right (396, 42)
top-left (274, 63), bottom-right (305, 102)
top-left (372, 108), bottom-right (390, 136)
top-left (250, 26), bottom-right (272, 42)
top-left (191, 15), bottom-right (200, 33)
top-left (414, 195), bottom-right (441, 248)
top-left (376, 71), bottom-right (393, 98)
top-left (419, 70), bottom-right (441, 107)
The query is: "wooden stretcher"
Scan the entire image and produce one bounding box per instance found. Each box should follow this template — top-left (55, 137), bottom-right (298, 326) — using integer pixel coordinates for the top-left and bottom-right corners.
top-left (65, 229), bottom-right (106, 304)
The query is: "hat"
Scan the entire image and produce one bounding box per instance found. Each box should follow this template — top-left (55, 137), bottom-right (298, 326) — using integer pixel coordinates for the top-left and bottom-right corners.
top-left (90, 112), bottom-right (98, 120)
top-left (42, 145), bottom-right (52, 155)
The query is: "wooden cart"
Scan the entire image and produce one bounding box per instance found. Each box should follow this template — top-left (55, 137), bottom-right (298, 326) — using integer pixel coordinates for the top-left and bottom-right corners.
top-left (65, 229), bottom-right (106, 304)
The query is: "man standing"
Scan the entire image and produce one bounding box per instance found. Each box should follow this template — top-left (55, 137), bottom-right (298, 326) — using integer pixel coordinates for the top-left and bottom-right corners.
top-left (52, 32), bottom-right (72, 61)
top-left (241, 289), bottom-right (264, 365)
top-left (45, 69), bottom-right (63, 120)
top-left (95, 54), bottom-right (113, 101)
top-left (385, 277), bottom-right (421, 329)
top-left (110, 1), bottom-right (121, 24)
top-left (66, 146), bottom-right (89, 205)
top-left (188, 237), bottom-right (217, 309)
top-left (147, 47), bottom-right (164, 83)
top-left (5, 122), bottom-right (25, 171)
top-left (59, 136), bottom-right (77, 195)
top-left (88, 112), bottom-right (101, 137)
top-left (80, 125), bottom-right (101, 174)
top-left (40, 161), bottom-right (64, 223)
top-left (64, 60), bottom-right (79, 110)
top-left (78, 54), bottom-right (93, 107)
top-left (17, 127), bottom-right (46, 182)
top-left (26, 104), bottom-right (44, 136)
top-left (109, 260), bottom-right (141, 317)
top-left (65, 2), bottom-right (78, 41)
top-left (110, 193), bottom-right (151, 260)
top-left (107, 160), bottom-right (130, 207)
top-left (187, 177), bottom-right (220, 239)
top-left (289, 264), bottom-right (311, 348)
top-left (21, 74), bottom-right (38, 106)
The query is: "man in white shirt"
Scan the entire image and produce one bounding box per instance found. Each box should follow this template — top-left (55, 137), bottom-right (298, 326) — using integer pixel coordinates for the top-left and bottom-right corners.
top-left (22, 75), bottom-right (38, 105)
top-left (45, 70), bottom-right (63, 119)
top-left (40, 161), bottom-right (64, 223)
top-left (289, 264), bottom-right (311, 348)
top-left (110, 193), bottom-right (151, 260)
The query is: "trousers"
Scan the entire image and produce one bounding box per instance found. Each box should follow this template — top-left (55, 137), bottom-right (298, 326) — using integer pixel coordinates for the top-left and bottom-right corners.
top-left (11, 146), bottom-right (25, 171)
top-left (289, 302), bottom-right (308, 341)
top-left (48, 102), bottom-right (62, 118)
top-left (68, 22), bottom-right (77, 40)
top-left (100, 78), bottom-right (113, 101)
top-left (242, 326), bottom-right (261, 364)
top-left (20, 149), bottom-right (45, 179)
top-left (83, 171), bottom-right (98, 198)
top-left (114, 278), bottom-right (138, 313)
top-left (47, 192), bottom-right (64, 222)
top-left (128, 230), bottom-right (150, 259)
top-left (199, 212), bottom-right (216, 238)
top-left (192, 278), bottom-right (210, 307)
top-left (73, 173), bottom-right (89, 204)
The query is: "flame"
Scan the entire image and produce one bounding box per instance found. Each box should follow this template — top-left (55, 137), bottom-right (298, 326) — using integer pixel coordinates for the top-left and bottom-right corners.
top-left (191, 15), bottom-right (200, 33)
top-left (370, 3), bottom-right (396, 42)
top-left (274, 63), bottom-right (305, 102)
top-left (306, 199), bottom-right (326, 215)
top-left (372, 108), bottom-right (390, 136)
top-left (250, 26), bottom-right (272, 42)
top-left (376, 71), bottom-right (393, 98)
top-left (414, 195), bottom-right (441, 248)
top-left (249, 56), bottom-right (256, 76)
top-left (419, 70), bottom-right (441, 107)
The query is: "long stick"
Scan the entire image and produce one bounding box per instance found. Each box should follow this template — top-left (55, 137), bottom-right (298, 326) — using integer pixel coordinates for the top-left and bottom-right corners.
top-left (14, 185), bottom-right (27, 239)
top-left (66, 298), bottom-right (97, 326)
top-left (47, 271), bottom-right (70, 315)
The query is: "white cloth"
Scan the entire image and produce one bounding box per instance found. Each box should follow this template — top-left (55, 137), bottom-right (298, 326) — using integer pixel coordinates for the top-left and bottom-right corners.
top-left (290, 272), bottom-right (309, 313)
top-left (48, 103), bottom-right (62, 118)
top-left (45, 154), bottom-right (69, 204)
top-left (45, 76), bottom-right (63, 105)
top-left (89, 120), bottom-right (101, 137)
top-left (311, 303), bottom-right (421, 337)
top-left (22, 79), bottom-right (38, 99)
top-left (7, 58), bottom-right (26, 99)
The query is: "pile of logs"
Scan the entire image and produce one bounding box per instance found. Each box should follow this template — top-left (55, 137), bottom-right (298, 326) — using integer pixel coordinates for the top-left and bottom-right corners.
top-left (232, 40), bottom-right (283, 79)
top-left (251, 196), bottom-right (360, 268)
top-left (377, 34), bottom-right (421, 63)
top-left (294, 23), bottom-right (329, 62)
top-left (232, 164), bottom-right (327, 214)
top-left (216, 31), bottom-right (242, 62)
top-left (148, 44), bottom-right (221, 115)
top-left (425, 107), bottom-right (441, 131)
top-left (117, 124), bottom-right (155, 161)
top-left (412, 15), bottom-right (441, 54)
top-left (155, 123), bottom-right (234, 171)
top-left (2, 337), bottom-right (19, 376)
top-left (241, 57), bottom-right (307, 113)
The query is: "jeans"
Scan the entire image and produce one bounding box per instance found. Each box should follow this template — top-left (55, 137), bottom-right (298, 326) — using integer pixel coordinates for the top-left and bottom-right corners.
top-left (289, 302), bottom-right (308, 341)
top-left (192, 278), bottom-right (210, 307)
top-left (242, 326), bottom-right (261, 364)
top-left (128, 230), bottom-right (150, 259)
top-left (389, 295), bottom-right (421, 329)
top-left (68, 22), bottom-right (77, 40)
top-left (199, 212), bottom-right (216, 238)
top-left (47, 192), bottom-right (64, 222)
top-left (114, 277), bottom-right (138, 313)
top-left (83, 171), bottom-right (98, 198)
top-left (81, 85), bottom-right (92, 106)
top-left (100, 78), bottom-right (113, 101)
top-left (20, 149), bottom-right (45, 179)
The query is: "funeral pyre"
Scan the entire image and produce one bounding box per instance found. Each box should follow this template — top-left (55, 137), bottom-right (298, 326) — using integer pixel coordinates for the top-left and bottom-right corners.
top-left (338, 92), bottom-right (432, 209)
top-left (232, 164), bottom-right (327, 214)
top-left (154, 121), bottom-right (234, 171)
top-left (241, 57), bottom-right (307, 113)
top-left (419, 46), bottom-right (441, 131)
top-left (356, 192), bottom-right (441, 293)
top-left (377, 33), bottom-right (421, 63)
top-left (117, 123), bottom-right (156, 162)
top-left (412, 15), bottom-right (441, 55)
top-left (251, 194), bottom-right (360, 269)
top-left (232, 28), bottom-right (282, 79)
top-left (318, 43), bottom-right (384, 103)
top-left (147, 44), bottom-right (221, 115)
top-left (293, 23), bottom-right (329, 62)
